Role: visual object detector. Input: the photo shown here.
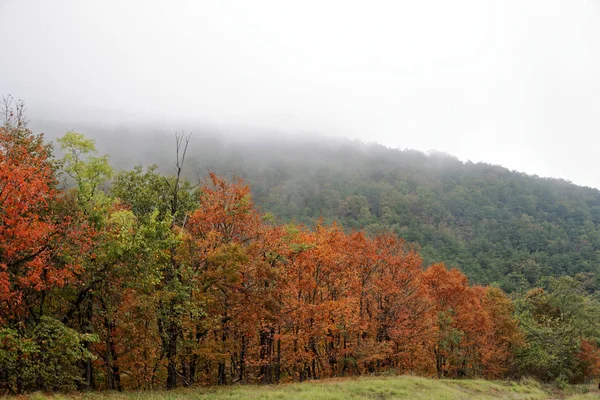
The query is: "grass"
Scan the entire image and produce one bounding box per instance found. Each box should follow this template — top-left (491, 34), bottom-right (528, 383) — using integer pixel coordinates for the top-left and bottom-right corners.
top-left (12, 375), bottom-right (598, 400)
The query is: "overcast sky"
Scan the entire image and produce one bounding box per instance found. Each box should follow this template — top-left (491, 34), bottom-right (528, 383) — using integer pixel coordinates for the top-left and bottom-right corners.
top-left (1, 1), bottom-right (599, 187)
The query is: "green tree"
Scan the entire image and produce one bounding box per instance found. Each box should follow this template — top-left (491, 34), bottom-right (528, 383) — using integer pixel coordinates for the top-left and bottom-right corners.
top-left (515, 277), bottom-right (600, 383)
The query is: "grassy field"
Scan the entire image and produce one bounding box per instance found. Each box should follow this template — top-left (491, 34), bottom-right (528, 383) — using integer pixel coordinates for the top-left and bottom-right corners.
top-left (13, 376), bottom-right (598, 400)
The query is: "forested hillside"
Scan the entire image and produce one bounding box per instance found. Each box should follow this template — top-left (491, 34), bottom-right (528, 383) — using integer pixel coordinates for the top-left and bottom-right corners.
top-left (2, 103), bottom-right (600, 393)
top-left (36, 120), bottom-right (600, 291)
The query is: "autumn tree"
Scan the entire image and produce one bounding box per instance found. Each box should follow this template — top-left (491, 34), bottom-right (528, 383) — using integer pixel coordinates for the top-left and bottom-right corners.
top-left (0, 96), bottom-right (63, 322)
top-left (181, 173), bottom-right (278, 385)
top-left (421, 264), bottom-right (522, 378)
top-left (0, 98), bottom-right (94, 393)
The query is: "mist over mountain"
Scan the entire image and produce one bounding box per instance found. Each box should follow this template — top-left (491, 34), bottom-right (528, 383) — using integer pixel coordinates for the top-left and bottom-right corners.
top-left (34, 119), bottom-right (600, 291)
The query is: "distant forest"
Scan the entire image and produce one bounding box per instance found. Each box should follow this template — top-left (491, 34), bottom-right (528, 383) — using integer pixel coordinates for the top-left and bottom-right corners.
top-left (37, 119), bottom-right (600, 292)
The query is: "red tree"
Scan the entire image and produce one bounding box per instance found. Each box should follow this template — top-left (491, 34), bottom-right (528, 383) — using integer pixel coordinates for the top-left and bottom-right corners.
top-left (0, 101), bottom-right (82, 323)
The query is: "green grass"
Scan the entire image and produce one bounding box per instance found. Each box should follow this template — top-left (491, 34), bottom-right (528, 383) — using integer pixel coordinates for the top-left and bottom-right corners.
top-left (13, 376), bottom-right (598, 400)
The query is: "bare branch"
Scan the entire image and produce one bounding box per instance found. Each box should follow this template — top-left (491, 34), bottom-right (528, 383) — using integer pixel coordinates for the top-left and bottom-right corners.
top-left (1, 94), bottom-right (28, 130)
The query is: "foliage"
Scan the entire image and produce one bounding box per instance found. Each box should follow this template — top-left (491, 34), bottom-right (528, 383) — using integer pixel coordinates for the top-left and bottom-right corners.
top-left (57, 131), bottom-right (112, 206)
top-left (3, 108), bottom-right (600, 392)
top-left (0, 317), bottom-right (96, 393)
top-left (515, 277), bottom-right (600, 383)
top-left (0, 97), bottom-right (83, 325)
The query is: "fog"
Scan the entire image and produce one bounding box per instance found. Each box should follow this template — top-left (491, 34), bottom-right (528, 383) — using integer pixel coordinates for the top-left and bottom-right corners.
top-left (1, 1), bottom-right (600, 187)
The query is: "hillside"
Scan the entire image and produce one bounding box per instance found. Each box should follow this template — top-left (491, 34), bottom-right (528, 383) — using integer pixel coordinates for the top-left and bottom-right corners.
top-left (36, 120), bottom-right (600, 291)
top-left (3, 110), bottom-right (599, 393)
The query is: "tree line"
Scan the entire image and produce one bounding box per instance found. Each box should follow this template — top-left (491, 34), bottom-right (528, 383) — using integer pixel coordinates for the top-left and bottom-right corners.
top-left (1, 99), bottom-right (600, 392)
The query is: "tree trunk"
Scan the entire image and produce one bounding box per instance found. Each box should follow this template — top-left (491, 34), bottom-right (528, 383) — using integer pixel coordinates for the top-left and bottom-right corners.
top-left (218, 362), bottom-right (226, 385)
top-left (166, 317), bottom-right (179, 389)
top-left (105, 317), bottom-right (122, 391)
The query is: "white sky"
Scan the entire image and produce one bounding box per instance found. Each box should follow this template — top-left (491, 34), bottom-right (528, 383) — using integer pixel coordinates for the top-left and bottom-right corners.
top-left (1, 0), bottom-right (599, 187)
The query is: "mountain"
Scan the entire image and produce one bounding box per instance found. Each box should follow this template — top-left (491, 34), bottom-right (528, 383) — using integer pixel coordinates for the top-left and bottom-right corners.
top-left (34, 119), bottom-right (600, 291)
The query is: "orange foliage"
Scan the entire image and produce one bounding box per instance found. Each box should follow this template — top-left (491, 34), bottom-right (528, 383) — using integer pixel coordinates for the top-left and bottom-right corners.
top-left (0, 125), bottom-right (86, 322)
top-left (0, 148), bottom-right (524, 389)
top-left (103, 176), bottom-right (523, 386)
top-left (577, 340), bottom-right (600, 382)
top-left (421, 265), bottom-right (523, 378)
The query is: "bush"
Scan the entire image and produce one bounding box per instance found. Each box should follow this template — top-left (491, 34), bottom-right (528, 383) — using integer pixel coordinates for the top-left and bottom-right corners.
top-left (0, 317), bottom-right (96, 393)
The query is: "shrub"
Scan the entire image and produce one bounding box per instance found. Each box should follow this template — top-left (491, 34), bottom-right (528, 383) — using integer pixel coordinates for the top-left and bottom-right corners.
top-left (0, 317), bottom-right (96, 393)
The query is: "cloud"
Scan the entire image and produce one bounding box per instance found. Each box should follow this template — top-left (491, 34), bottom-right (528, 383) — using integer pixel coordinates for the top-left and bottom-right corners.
top-left (1, 0), bottom-right (599, 187)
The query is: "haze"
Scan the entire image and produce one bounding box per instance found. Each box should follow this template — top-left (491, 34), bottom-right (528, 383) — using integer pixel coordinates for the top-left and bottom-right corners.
top-left (1, 0), bottom-right (599, 187)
